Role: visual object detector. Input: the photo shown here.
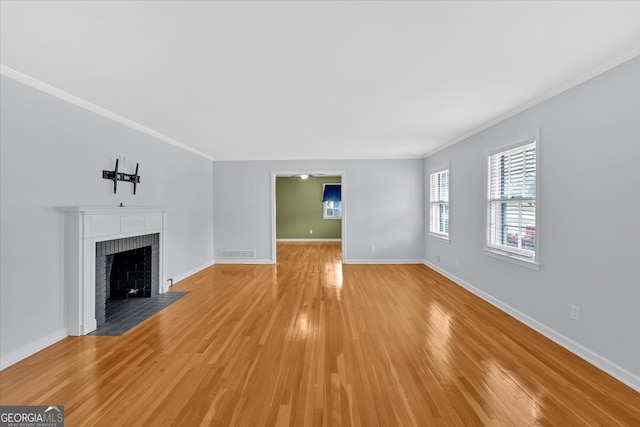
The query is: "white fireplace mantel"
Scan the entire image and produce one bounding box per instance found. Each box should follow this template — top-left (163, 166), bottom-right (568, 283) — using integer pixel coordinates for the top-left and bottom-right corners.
top-left (59, 206), bottom-right (171, 335)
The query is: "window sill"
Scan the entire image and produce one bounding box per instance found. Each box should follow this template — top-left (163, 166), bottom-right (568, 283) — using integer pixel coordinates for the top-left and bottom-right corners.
top-left (483, 247), bottom-right (540, 270)
top-left (428, 233), bottom-right (450, 243)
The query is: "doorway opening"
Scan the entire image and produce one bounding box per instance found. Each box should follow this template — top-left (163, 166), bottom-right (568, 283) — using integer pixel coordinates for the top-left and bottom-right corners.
top-left (271, 171), bottom-right (345, 264)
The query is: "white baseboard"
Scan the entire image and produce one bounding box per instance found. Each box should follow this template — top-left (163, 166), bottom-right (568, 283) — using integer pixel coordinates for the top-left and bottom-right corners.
top-left (214, 258), bottom-right (274, 265)
top-left (277, 238), bottom-right (342, 242)
top-left (344, 259), bottom-right (424, 265)
top-left (171, 259), bottom-right (215, 285)
top-left (1, 328), bottom-right (68, 371)
top-left (423, 260), bottom-right (640, 393)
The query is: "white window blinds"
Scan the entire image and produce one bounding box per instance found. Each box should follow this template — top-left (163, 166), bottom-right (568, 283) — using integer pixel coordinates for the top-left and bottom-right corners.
top-left (487, 141), bottom-right (536, 258)
top-left (430, 169), bottom-right (449, 238)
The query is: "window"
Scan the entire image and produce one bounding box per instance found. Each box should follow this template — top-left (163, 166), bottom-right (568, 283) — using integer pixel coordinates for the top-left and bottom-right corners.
top-left (322, 183), bottom-right (342, 219)
top-left (487, 139), bottom-right (537, 262)
top-left (323, 200), bottom-right (342, 219)
top-left (429, 168), bottom-right (449, 239)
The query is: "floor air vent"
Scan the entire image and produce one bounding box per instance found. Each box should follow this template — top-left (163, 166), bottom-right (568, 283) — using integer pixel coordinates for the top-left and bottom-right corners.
top-left (220, 250), bottom-right (256, 259)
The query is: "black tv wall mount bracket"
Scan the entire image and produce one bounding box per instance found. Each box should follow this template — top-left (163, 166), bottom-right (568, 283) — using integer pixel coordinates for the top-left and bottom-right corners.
top-left (102, 159), bottom-right (140, 194)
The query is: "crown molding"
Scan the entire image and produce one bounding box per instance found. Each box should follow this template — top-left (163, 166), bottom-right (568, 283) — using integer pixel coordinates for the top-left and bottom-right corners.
top-left (0, 64), bottom-right (214, 161)
top-left (423, 48), bottom-right (640, 159)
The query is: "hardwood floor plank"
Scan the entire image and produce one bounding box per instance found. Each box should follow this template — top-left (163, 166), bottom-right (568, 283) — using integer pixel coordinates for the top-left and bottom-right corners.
top-left (1, 242), bottom-right (639, 426)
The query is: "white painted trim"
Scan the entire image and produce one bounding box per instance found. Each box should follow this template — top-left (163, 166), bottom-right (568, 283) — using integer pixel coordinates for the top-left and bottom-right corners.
top-left (423, 49), bottom-right (640, 158)
top-left (271, 172), bottom-right (277, 264)
top-left (427, 161), bottom-right (451, 241)
top-left (58, 206), bottom-right (171, 336)
top-left (277, 238), bottom-right (342, 242)
top-left (343, 259), bottom-right (424, 265)
top-left (428, 233), bottom-right (451, 243)
top-left (271, 170), bottom-right (346, 264)
top-left (423, 260), bottom-right (640, 393)
top-left (171, 259), bottom-right (215, 285)
top-left (0, 65), bottom-right (214, 161)
top-left (213, 259), bottom-right (274, 265)
top-left (0, 329), bottom-right (68, 371)
top-left (483, 129), bottom-right (541, 269)
top-left (483, 247), bottom-right (541, 271)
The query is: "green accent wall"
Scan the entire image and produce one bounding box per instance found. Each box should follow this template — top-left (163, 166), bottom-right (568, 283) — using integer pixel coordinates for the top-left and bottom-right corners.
top-left (276, 176), bottom-right (342, 239)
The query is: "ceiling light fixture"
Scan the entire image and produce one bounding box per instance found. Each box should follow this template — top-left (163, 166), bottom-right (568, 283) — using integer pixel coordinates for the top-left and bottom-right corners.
top-left (300, 174), bottom-right (309, 180)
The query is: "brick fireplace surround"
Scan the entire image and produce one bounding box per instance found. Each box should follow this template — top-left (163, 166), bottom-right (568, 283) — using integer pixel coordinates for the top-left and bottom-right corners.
top-left (95, 233), bottom-right (160, 326)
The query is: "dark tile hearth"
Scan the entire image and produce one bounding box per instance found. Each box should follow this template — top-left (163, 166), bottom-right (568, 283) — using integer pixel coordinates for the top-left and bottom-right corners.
top-left (89, 291), bottom-right (187, 336)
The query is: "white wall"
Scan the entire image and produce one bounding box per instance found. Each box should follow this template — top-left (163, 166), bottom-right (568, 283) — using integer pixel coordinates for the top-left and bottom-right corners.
top-left (213, 159), bottom-right (424, 263)
top-left (0, 75), bottom-right (214, 368)
top-left (424, 56), bottom-right (640, 390)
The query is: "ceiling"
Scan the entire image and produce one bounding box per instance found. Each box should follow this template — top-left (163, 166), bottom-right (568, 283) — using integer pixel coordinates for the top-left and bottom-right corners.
top-left (2, 1), bottom-right (640, 161)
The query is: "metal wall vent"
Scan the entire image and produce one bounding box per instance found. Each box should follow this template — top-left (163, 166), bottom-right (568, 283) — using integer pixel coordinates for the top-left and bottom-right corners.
top-left (220, 250), bottom-right (256, 259)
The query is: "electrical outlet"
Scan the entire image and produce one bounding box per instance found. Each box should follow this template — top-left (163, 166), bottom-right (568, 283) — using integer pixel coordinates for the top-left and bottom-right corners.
top-left (309, 229), bottom-right (313, 235)
top-left (435, 254), bottom-right (441, 264)
top-left (370, 245), bottom-right (376, 252)
top-left (570, 304), bottom-right (580, 321)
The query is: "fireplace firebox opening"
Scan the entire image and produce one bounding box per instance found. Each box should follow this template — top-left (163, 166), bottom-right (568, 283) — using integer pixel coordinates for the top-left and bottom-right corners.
top-left (95, 233), bottom-right (159, 326)
top-left (108, 246), bottom-right (152, 298)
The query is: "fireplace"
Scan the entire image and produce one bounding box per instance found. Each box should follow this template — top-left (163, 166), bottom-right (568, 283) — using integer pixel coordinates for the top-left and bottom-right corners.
top-left (59, 206), bottom-right (170, 335)
top-left (95, 233), bottom-right (159, 326)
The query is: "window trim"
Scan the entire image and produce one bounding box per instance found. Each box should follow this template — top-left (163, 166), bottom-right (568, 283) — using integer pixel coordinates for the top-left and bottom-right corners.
top-left (484, 130), bottom-right (541, 268)
top-left (428, 163), bottom-right (450, 241)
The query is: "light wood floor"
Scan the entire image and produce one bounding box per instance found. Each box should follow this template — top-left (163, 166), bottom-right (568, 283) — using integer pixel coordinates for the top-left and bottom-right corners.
top-left (1, 243), bottom-right (639, 426)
